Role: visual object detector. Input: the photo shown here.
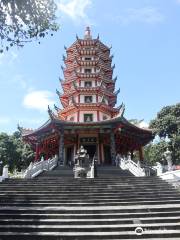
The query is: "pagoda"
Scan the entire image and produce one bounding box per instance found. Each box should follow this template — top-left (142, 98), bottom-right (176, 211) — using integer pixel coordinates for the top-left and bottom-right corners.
top-left (21, 27), bottom-right (154, 165)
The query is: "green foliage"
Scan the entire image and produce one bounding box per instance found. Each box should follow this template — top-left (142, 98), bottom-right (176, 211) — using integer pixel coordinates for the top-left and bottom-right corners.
top-left (0, 131), bottom-right (34, 172)
top-left (149, 103), bottom-right (180, 163)
top-left (0, 0), bottom-right (58, 52)
top-left (144, 141), bottom-right (168, 165)
top-left (150, 103), bottom-right (180, 138)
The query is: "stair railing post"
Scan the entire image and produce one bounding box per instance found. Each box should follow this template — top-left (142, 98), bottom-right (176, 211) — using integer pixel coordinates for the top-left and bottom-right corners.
top-left (2, 165), bottom-right (9, 179)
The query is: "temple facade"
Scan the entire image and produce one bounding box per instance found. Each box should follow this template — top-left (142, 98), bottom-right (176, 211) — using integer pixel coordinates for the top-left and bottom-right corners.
top-left (21, 27), bottom-right (154, 165)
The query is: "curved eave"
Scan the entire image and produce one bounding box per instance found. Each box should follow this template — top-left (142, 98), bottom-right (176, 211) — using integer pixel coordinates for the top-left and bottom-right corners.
top-left (21, 119), bottom-right (54, 138)
top-left (122, 117), bottom-right (153, 134)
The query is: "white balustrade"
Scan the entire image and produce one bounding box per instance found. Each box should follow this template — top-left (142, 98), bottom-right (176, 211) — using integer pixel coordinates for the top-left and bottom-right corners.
top-left (120, 157), bottom-right (146, 177)
top-left (24, 155), bottom-right (58, 179)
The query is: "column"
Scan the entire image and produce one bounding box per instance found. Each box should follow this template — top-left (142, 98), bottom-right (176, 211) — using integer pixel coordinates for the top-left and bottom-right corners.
top-left (101, 143), bottom-right (104, 164)
top-left (110, 131), bottom-right (116, 165)
top-left (97, 110), bottom-right (100, 121)
top-left (139, 146), bottom-right (144, 161)
top-left (58, 128), bottom-right (64, 165)
top-left (35, 142), bottom-right (39, 161)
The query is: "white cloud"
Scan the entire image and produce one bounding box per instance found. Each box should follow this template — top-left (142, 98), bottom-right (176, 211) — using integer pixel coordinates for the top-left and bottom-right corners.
top-left (139, 121), bottom-right (149, 129)
top-left (57, 0), bottom-right (92, 23)
top-left (23, 90), bottom-right (55, 112)
top-left (115, 7), bottom-right (164, 25)
top-left (0, 116), bottom-right (11, 125)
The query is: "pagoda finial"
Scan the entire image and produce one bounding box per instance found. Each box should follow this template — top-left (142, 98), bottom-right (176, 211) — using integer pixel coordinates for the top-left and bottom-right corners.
top-left (84, 26), bottom-right (92, 40)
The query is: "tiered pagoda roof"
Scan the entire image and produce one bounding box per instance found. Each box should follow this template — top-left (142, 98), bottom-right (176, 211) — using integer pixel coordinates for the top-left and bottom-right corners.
top-left (53, 27), bottom-right (120, 120)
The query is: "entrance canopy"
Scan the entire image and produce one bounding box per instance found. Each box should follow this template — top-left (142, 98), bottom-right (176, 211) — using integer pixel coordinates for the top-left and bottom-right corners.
top-left (20, 112), bottom-right (154, 164)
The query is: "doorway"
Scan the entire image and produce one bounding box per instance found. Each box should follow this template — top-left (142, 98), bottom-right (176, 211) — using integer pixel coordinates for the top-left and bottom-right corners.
top-left (104, 145), bottom-right (111, 165)
top-left (66, 146), bottom-right (73, 166)
top-left (83, 145), bottom-right (96, 160)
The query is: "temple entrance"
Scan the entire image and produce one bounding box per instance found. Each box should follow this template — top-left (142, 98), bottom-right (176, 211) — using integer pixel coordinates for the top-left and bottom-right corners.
top-left (83, 145), bottom-right (96, 160)
top-left (104, 145), bottom-right (111, 165)
top-left (65, 146), bottom-right (73, 166)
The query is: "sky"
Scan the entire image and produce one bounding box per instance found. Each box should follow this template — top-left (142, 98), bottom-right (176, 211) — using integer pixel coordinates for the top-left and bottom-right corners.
top-left (0, 0), bottom-right (180, 133)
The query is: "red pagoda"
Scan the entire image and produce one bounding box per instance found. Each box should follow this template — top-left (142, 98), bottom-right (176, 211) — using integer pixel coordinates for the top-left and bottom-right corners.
top-left (21, 27), bottom-right (154, 165)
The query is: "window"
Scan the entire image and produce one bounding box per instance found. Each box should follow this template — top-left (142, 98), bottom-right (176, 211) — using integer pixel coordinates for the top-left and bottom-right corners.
top-left (85, 81), bottom-right (92, 87)
top-left (84, 114), bottom-right (93, 122)
top-left (85, 96), bottom-right (93, 103)
top-left (85, 57), bottom-right (91, 61)
top-left (84, 68), bottom-right (91, 74)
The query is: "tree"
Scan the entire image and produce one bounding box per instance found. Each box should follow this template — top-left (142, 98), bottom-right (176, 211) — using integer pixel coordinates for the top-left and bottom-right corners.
top-left (0, 0), bottom-right (58, 52)
top-left (149, 103), bottom-right (180, 163)
top-left (0, 131), bottom-right (34, 172)
top-left (150, 103), bottom-right (180, 138)
top-left (144, 140), bottom-right (168, 165)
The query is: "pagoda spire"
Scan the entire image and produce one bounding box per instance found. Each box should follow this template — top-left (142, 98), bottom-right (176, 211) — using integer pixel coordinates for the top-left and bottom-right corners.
top-left (84, 26), bottom-right (92, 40)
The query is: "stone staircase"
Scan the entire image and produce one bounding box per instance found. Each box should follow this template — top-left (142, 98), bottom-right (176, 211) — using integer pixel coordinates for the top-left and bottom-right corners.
top-left (0, 166), bottom-right (180, 239)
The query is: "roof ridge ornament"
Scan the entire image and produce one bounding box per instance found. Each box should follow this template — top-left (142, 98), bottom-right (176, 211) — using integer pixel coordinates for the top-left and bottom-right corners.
top-left (56, 89), bottom-right (62, 97)
top-left (62, 54), bottom-right (66, 61)
top-left (59, 77), bottom-right (63, 83)
top-left (84, 26), bottom-right (92, 40)
top-left (48, 105), bottom-right (55, 120)
top-left (54, 104), bottom-right (60, 112)
top-left (117, 102), bottom-right (125, 117)
top-left (115, 88), bottom-right (120, 96)
top-left (113, 76), bottom-right (117, 83)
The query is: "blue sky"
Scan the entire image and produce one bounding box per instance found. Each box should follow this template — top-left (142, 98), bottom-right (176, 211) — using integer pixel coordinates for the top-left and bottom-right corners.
top-left (0, 0), bottom-right (180, 133)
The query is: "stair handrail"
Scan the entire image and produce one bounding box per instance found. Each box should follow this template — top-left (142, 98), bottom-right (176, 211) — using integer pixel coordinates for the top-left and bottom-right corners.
top-left (24, 155), bottom-right (58, 179)
top-left (127, 159), bottom-right (146, 177)
top-left (120, 157), bottom-right (146, 177)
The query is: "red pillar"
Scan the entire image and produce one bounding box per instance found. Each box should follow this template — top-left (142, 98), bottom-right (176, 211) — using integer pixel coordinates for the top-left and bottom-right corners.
top-left (35, 143), bottom-right (39, 161)
top-left (77, 110), bottom-right (80, 122)
top-left (97, 110), bottom-right (100, 121)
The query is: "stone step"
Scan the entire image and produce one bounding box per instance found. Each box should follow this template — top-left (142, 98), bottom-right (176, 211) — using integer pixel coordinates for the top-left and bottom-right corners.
top-left (1, 195), bottom-right (180, 202)
top-left (1, 200), bottom-right (180, 207)
top-left (0, 230), bottom-right (180, 240)
top-left (0, 222), bottom-right (180, 231)
top-left (0, 215), bottom-right (180, 224)
top-left (1, 167), bottom-right (180, 239)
